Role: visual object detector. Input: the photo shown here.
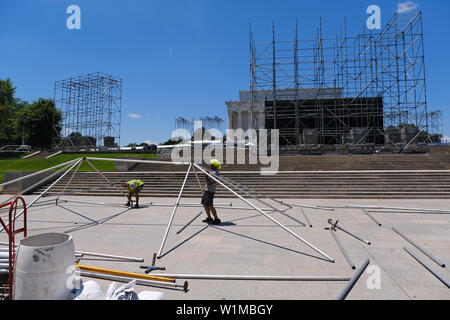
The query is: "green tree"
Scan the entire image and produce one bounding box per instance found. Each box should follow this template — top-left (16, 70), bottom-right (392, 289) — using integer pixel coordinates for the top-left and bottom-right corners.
top-left (23, 98), bottom-right (62, 149)
top-left (0, 79), bottom-right (17, 145)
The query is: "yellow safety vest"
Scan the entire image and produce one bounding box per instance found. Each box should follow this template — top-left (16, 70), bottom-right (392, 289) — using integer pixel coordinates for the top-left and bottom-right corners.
top-left (127, 179), bottom-right (143, 192)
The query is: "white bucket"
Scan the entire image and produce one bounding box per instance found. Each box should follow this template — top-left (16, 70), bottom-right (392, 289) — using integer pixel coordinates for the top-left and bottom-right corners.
top-left (13, 233), bottom-right (75, 300)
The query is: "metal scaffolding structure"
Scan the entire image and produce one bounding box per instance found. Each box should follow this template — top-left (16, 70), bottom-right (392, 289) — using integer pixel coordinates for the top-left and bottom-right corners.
top-left (175, 116), bottom-right (224, 135)
top-left (427, 110), bottom-right (443, 138)
top-left (249, 11), bottom-right (429, 150)
top-left (53, 72), bottom-right (122, 150)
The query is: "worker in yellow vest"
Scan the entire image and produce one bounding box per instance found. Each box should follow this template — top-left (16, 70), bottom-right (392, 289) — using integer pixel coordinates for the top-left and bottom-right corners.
top-left (122, 179), bottom-right (144, 208)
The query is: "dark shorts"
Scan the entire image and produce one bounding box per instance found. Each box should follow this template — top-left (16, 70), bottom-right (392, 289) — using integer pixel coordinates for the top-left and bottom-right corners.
top-left (201, 191), bottom-right (215, 207)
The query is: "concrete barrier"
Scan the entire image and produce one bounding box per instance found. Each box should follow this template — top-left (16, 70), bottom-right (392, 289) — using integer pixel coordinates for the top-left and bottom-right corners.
top-left (3, 171), bottom-right (57, 195)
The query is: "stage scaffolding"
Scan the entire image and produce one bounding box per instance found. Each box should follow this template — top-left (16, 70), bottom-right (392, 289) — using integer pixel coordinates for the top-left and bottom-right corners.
top-left (53, 72), bottom-right (122, 150)
top-left (175, 116), bottom-right (224, 135)
top-left (249, 11), bottom-right (429, 149)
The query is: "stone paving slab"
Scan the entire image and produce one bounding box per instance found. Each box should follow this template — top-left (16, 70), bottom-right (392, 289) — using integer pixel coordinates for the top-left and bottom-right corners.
top-left (0, 195), bottom-right (449, 300)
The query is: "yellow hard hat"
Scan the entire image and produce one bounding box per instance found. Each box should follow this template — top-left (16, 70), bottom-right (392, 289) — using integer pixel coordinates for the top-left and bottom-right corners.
top-left (210, 159), bottom-right (222, 170)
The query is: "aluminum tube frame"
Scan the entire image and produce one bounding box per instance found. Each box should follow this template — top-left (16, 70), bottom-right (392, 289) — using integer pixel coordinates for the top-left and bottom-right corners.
top-left (329, 229), bottom-right (355, 270)
top-left (281, 202), bottom-right (335, 212)
top-left (84, 158), bottom-right (127, 197)
top-left (148, 273), bottom-right (351, 281)
top-left (176, 211), bottom-right (203, 235)
top-left (57, 199), bottom-right (127, 208)
top-left (147, 202), bottom-right (281, 212)
top-left (361, 209), bottom-right (382, 227)
top-left (328, 219), bottom-right (371, 245)
top-left (0, 159), bottom-right (78, 188)
top-left (393, 227), bottom-right (446, 268)
top-left (157, 163), bottom-right (193, 258)
top-left (194, 163), bottom-right (335, 263)
top-left (403, 247), bottom-right (449, 289)
top-left (56, 158), bottom-right (84, 201)
top-left (0, 158), bottom-right (84, 233)
top-left (336, 259), bottom-right (370, 300)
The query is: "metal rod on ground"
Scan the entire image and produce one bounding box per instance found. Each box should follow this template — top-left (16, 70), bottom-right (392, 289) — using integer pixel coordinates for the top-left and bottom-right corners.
top-left (403, 247), bottom-right (449, 289)
top-left (281, 202), bottom-right (335, 212)
top-left (336, 259), bottom-right (370, 300)
top-left (0, 159), bottom-right (78, 188)
top-left (367, 210), bottom-right (449, 215)
top-left (176, 211), bottom-right (203, 234)
top-left (393, 227), bottom-right (446, 268)
top-left (75, 264), bottom-right (175, 283)
top-left (75, 251), bottom-right (144, 262)
top-left (271, 198), bottom-right (293, 209)
top-left (194, 163), bottom-right (335, 263)
top-left (80, 270), bottom-right (189, 292)
top-left (301, 208), bottom-right (312, 228)
top-left (157, 163), bottom-right (193, 258)
top-left (361, 209), bottom-right (382, 227)
top-left (328, 229), bottom-right (355, 269)
top-left (0, 157), bottom-right (84, 233)
top-left (345, 204), bottom-right (450, 214)
top-left (148, 273), bottom-right (351, 281)
top-left (328, 219), bottom-right (371, 245)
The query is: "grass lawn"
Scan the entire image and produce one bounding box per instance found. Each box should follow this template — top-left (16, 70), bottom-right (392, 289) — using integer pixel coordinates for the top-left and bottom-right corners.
top-left (0, 153), bottom-right (158, 185)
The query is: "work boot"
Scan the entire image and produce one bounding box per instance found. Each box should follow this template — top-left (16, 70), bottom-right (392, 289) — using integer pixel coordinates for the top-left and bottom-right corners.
top-left (126, 201), bottom-right (131, 207)
top-left (202, 217), bottom-right (213, 224)
top-left (211, 218), bottom-right (221, 225)
top-left (134, 204), bottom-right (140, 208)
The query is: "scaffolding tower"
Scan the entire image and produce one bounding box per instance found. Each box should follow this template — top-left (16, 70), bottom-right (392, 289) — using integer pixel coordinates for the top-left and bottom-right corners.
top-left (249, 11), bottom-right (429, 149)
top-left (175, 116), bottom-right (224, 135)
top-left (53, 72), bottom-right (122, 150)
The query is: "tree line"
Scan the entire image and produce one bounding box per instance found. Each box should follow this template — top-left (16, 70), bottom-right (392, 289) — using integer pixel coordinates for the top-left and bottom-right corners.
top-left (0, 78), bottom-right (62, 150)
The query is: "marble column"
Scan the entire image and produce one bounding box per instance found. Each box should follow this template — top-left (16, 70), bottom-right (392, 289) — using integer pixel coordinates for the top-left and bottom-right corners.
top-left (237, 111), bottom-right (243, 130)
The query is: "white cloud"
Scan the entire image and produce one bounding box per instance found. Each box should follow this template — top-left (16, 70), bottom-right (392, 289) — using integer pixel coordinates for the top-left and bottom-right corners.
top-left (143, 140), bottom-right (159, 146)
top-left (397, 1), bottom-right (419, 14)
top-left (128, 113), bottom-right (142, 119)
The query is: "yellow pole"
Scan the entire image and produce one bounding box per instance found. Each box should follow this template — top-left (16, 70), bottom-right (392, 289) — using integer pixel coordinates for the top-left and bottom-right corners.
top-left (75, 263), bottom-right (175, 283)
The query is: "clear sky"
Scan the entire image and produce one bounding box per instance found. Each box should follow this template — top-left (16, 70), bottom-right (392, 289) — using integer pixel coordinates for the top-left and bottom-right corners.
top-left (1, 0), bottom-right (449, 145)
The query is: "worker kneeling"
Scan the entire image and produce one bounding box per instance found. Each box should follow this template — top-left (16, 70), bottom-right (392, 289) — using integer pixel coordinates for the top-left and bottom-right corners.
top-left (201, 159), bottom-right (222, 225)
top-left (122, 179), bottom-right (144, 208)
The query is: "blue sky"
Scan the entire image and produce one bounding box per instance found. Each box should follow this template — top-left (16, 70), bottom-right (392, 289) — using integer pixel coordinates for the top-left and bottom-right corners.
top-left (1, 0), bottom-right (449, 145)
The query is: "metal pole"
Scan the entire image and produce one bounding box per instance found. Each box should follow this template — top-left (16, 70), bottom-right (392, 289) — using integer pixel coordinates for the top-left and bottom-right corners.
top-left (75, 251), bottom-right (144, 262)
top-left (194, 163), bottom-right (335, 263)
top-left (84, 158), bottom-right (127, 197)
top-left (157, 163), bottom-right (193, 258)
top-left (329, 229), bottom-right (355, 269)
top-left (361, 209), bottom-right (382, 227)
top-left (282, 202), bottom-right (334, 212)
top-left (148, 273), bottom-right (351, 281)
top-left (192, 165), bottom-right (204, 194)
top-left (176, 211), bottom-right (203, 235)
top-left (0, 158), bottom-right (84, 233)
top-left (301, 208), bottom-right (313, 228)
top-left (56, 158), bottom-right (84, 201)
top-left (403, 247), bottom-right (449, 289)
top-left (0, 159), bottom-right (78, 188)
top-left (147, 202), bottom-right (279, 212)
top-left (345, 204), bottom-right (450, 214)
top-left (328, 219), bottom-right (371, 245)
top-left (393, 227), bottom-right (446, 268)
top-left (80, 270), bottom-right (188, 291)
top-left (336, 259), bottom-right (370, 300)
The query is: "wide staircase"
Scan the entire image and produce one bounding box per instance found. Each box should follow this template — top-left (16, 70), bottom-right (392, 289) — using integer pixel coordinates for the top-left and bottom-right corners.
top-left (31, 146), bottom-right (450, 199)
